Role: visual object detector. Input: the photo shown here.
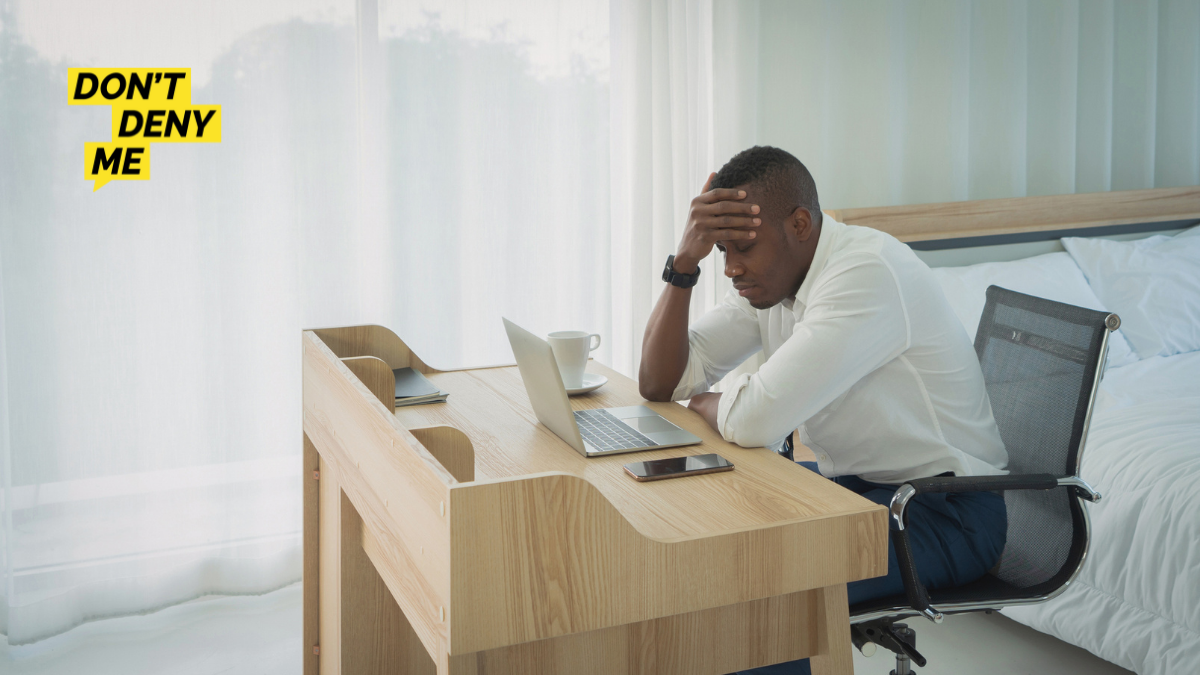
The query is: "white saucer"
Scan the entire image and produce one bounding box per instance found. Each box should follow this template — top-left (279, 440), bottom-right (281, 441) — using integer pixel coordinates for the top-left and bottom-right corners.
top-left (566, 373), bottom-right (607, 396)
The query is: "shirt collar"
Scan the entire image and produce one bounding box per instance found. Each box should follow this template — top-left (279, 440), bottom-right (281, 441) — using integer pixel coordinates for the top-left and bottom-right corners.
top-left (791, 214), bottom-right (841, 308)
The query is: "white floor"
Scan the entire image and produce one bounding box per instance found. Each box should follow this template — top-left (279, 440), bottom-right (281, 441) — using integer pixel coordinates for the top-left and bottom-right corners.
top-left (0, 586), bottom-right (301, 675)
top-left (1, 583), bottom-right (1133, 675)
top-left (850, 611), bottom-right (1134, 674)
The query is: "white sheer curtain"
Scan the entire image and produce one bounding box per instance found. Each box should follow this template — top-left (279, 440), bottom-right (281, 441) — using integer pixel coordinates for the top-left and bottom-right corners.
top-left (716, 0), bottom-right (1200, 209)
top-left (372, 0), bottom-right (612, 369)
top-left (609, 0), bottom-right (726, 375)
top-left (606, 0), bottom-right (767, 385)
top-left (0, 0), bottom-right (633, 648)
top-left (0, 1), bottom-right (362, 646)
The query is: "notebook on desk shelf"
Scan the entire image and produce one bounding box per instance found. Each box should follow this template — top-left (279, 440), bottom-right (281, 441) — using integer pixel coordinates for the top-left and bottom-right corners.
top-left (393, 367), bottom-right (449, 406)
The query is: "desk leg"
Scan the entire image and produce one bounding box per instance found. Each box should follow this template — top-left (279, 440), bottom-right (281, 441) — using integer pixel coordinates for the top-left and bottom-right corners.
top-left (342, 489), bottom-right (437, 675)
top-left (304, 434), bottom-right (320, 675)
top-left (316, 452), bottom-right (437, 675)
top-left (318, 456), bottom-right (344, 673)
top-left (809, 584), bottom-right (853, 675)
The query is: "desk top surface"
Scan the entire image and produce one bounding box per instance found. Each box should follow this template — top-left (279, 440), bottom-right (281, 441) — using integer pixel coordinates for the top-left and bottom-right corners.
top-left (395, 361), bottom-right (882, 543)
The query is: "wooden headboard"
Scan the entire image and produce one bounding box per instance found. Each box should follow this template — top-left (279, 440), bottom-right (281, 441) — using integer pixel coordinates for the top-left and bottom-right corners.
top-left (825, 186), bottom-right (1200, 248)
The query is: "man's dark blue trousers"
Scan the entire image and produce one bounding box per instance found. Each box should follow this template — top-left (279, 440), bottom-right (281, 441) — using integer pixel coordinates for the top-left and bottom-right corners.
top-left (734, 462), bottom-right (1008, 675)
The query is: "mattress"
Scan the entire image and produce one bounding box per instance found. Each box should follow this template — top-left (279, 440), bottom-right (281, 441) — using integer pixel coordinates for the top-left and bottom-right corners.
top-left (1002, 350), bottom-right (1200, 674)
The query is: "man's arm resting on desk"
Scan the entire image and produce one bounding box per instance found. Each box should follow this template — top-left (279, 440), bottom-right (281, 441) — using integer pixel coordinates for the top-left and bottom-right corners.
top-left (687, 392), bottom-right (721, 433)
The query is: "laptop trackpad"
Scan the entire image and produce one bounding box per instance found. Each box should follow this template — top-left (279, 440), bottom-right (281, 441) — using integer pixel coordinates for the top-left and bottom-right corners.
top-left (620, 415), bottom-right (680, 434)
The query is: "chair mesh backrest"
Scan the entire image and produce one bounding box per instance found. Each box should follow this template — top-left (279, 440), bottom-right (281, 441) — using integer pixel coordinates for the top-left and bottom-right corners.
top-left (974, 286), bottom-right (1109, 593)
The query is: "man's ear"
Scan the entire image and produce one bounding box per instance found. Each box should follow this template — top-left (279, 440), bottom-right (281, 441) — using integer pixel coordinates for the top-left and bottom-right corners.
top-left (790, 207), bottom-right (814, 243)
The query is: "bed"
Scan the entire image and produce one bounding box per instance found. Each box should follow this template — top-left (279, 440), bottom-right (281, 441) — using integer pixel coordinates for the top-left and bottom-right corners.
top-left (828, 187), bottom-right (1200, 675)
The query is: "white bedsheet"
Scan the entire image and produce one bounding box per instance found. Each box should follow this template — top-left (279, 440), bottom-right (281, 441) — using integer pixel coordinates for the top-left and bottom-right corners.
top-left (1003, 352), bottom-right (1200, 674)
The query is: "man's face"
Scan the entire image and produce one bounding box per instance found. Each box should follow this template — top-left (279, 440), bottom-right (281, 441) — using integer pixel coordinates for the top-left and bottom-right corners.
top-left (714, 184), bottom-right (812, 310)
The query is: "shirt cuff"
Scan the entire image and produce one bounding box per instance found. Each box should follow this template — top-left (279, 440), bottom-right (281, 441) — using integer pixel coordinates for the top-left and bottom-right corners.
top-left (716, 372), bottom-right (752, 441)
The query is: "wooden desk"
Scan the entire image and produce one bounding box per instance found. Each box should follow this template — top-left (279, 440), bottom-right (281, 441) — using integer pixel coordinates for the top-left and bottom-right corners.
top-left (302, 325), bottom-right (887, 675)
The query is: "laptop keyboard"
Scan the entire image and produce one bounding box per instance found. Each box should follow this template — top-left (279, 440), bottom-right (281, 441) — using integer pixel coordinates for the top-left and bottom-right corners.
top-left (574, 408), bottom-right (658, 452)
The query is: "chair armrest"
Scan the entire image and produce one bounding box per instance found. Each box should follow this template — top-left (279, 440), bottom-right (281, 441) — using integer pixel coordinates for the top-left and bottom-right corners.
top-left (907, 473), bottom-right (1056, 494)
top-left (887, 473), bottom-right (1101, 623)
top-left (905, 473), bottom-right (1102, 502)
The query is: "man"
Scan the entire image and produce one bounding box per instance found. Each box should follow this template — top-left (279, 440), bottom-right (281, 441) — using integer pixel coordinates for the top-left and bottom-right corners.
top-left (638, 146), bottom-right (1008, 675)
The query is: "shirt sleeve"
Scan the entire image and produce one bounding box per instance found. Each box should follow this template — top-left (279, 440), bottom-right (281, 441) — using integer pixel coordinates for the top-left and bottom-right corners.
top-left (669, 288), bottom-right (763, 401)
top-left (716, 254), bottom-right (912, 447)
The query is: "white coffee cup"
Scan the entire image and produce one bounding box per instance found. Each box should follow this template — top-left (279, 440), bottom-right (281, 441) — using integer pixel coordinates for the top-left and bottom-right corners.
top-left (548, 331), bottom-right (601, 389)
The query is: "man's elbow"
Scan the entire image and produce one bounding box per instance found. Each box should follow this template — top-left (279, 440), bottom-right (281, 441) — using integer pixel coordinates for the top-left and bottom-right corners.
top-left (723, 414), bottom-right (788, 449)
top-left (638, 380), bottom-right (674, 402)
top-left (727, 428), bottom-right (774, 449)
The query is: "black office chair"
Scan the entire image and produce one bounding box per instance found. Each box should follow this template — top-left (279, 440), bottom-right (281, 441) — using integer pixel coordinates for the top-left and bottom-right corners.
top-left (849, 286), bottom-right (1117, 674)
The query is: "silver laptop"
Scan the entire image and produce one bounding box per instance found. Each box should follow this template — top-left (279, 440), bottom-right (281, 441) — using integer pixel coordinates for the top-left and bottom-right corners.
top-left (503, 318), bottom-right (702, 457)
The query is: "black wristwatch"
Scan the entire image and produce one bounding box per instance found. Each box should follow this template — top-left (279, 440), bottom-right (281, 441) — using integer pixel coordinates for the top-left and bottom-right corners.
top-left (662, 255), bottom-right (701, 288)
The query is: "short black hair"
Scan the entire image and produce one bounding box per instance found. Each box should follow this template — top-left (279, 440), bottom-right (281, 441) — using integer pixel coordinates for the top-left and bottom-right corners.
top-left (711, 146), bottom-right (821, 224)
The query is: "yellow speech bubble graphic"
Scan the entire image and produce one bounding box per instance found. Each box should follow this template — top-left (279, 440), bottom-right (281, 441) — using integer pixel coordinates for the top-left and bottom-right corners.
top-left (69, 68), bottom-right (219, 190)
top-left (85, 142), bottom-right (150, 191)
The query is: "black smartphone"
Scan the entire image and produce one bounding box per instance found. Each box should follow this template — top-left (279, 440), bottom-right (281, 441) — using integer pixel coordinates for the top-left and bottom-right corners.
top-left (623, 453), bottom-right (734, 482)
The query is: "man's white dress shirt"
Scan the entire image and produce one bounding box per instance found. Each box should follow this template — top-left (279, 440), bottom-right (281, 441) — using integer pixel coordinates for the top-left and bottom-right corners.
top-left (671, 217), bottom-right (1007, 484)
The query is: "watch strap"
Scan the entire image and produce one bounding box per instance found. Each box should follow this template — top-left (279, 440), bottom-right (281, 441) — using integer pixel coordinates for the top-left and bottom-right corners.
top-left (663, 254), bottom-right (701, 288)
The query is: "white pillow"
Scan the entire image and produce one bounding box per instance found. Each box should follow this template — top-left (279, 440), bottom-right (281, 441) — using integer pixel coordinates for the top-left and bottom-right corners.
top-left (930, 252), bottom-right (1139, 369)
top-left (1062, 227), bottom-right (1200, 358)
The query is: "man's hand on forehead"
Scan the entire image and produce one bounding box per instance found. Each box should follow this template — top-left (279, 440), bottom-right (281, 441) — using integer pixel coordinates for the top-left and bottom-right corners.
top-left (673, 172), bottom-right (761, 273)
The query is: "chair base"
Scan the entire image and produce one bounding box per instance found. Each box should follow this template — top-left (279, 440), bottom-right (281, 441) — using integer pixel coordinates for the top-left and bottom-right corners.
top-left (854, 619), bottom-right (926, 672)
